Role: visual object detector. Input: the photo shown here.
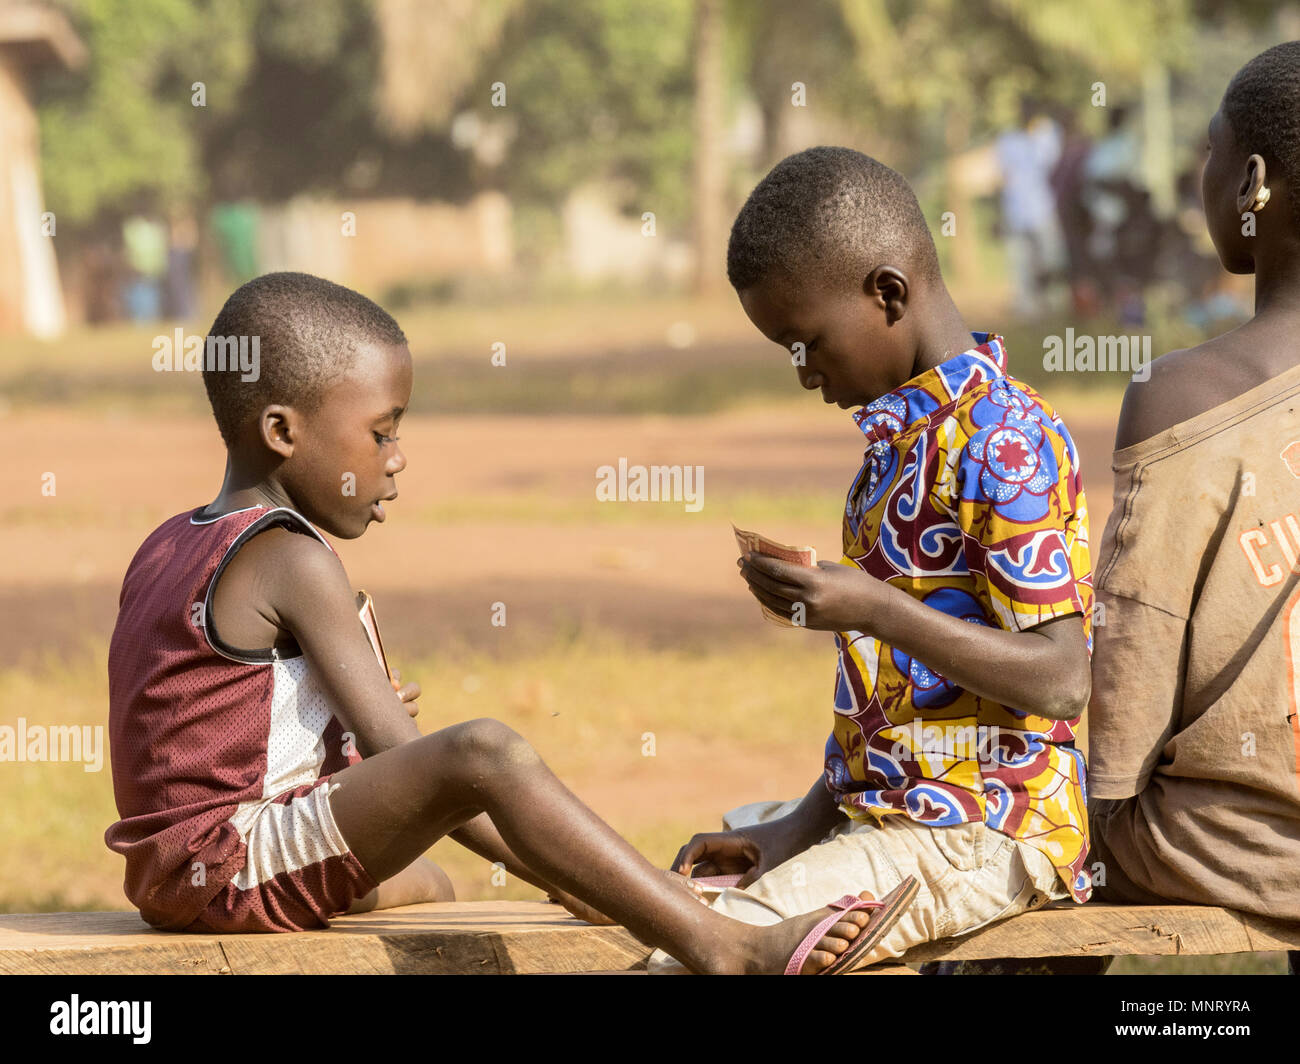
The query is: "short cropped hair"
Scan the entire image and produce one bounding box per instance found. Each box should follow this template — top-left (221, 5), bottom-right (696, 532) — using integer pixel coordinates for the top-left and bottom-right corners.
top-left (727, 146), bottom-right (942, 294)
top-left (202, 272), bottom-right (407, 446)
top-left (1223, 41), bottom-right (1300, 228)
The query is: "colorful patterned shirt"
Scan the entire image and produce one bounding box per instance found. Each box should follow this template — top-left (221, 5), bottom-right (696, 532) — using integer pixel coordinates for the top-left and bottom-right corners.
top-left (823, 332), bottom-right (1094, 902)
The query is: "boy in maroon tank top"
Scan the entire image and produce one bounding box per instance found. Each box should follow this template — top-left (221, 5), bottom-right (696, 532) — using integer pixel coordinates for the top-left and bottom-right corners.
top-left (105, 271), bottom-right (919, 972)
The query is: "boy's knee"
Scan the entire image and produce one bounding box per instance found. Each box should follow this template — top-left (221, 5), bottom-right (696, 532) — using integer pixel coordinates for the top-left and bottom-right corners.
top-left (445, 718), bottom-right (537, 772)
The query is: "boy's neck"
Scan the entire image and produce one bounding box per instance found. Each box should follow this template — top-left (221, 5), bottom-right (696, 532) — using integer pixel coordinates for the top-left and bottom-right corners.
top-left (1253, 238), bottom-right (1300, 317)
top-left (911, 287), bottom-right (974, 380)
top-left (204, 459), bottom-right (295, 518)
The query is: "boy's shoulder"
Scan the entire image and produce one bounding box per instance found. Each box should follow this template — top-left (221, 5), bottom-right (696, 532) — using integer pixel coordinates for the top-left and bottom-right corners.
top-left (937, 370), bottom-right (1081, 462)
top-left (128, 505), bottom-right (318, 560)
top-left (933, 374), bottom-right (1087, 524)
top-left (203, 509), bottom-right (356, 655)
top-left (192, 506), bottom-right (344, 600)
top-left (1115, 333), bottom-right (1300, 451)
top-left (121, 505), bottom-right (341, 612)
top-left (218, 517), bottom-right (340, 582)
top-left (121, 507), bottom-right (232, 585)
top-left (1114, 343), bottom-right (1219, 451)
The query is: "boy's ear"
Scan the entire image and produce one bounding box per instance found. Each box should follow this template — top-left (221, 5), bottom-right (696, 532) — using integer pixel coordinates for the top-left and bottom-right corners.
top-left (257, 404), bottom-right (297, 459)
top-left (865, 266), bottom-right (909, 325)
top-left (1234, 153), bottom-right (1268, 216)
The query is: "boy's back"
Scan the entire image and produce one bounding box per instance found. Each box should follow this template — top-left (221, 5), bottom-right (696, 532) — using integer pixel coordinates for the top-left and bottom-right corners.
top-left (1088, 338), bottom-right (1300, 920)
top-left (106, 505), bottom-right (368, 930)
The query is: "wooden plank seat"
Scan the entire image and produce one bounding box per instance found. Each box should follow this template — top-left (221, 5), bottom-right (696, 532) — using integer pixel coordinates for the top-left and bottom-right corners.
top-left (3, 900), bottom-right (1298, 974)
top-left (0, 902), bottom-right (646, 975)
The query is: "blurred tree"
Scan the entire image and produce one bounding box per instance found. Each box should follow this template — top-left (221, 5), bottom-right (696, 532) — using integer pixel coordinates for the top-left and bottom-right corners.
top-left (201, 0), bottom-right (472, 203)
top-left (37, 0), bottom-right (258, 225)
top-left (37, 0), bottom-right (1285, 283)
top-left (833, 0), bottom-right (1198, 288)
top-left (469, 0), bottom-right (695, 224)
top-left (724, 0), bottom-right (863, 169)
top-left (694, 0), bottom-right (725, 293)
top-left (372, 0), bottom-right (519, 137)
top-left (37, 0), bottom-right (478, 231)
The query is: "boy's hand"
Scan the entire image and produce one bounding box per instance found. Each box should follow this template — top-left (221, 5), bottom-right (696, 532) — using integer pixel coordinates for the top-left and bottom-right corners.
top-left (738, 552), bottom-right (881, 632)
top-left (671, 819), bottom-right (809, 889)
top-left (390, 669), bottom-right (420, 718)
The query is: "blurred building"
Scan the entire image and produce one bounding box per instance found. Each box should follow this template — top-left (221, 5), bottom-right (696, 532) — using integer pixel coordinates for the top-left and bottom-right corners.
top-left (254, 191), bottom-right (513, 293)
top-left (0, 1), bottom-right (84, 338)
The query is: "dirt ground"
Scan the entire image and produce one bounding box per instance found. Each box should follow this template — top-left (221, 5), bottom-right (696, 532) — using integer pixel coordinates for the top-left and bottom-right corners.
top-left (0, 400), bottom-right (1118, 849)
top-left (0, 403), bottom-right (1119, 665)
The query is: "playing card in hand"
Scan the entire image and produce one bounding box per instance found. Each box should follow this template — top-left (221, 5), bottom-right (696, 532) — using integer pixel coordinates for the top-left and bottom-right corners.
top-left (732, 524), bottom-right (817, 628)
top-left (356, 590), bottom-right (393, 680)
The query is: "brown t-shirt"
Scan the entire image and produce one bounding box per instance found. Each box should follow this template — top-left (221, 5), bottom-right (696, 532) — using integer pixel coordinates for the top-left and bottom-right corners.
top-left (1087, 361), bottom-right (1300, 920)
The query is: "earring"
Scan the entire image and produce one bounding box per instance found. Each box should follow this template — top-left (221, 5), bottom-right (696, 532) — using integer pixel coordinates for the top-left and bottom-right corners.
top-left (1251, 186), bottom-right (1271, 212)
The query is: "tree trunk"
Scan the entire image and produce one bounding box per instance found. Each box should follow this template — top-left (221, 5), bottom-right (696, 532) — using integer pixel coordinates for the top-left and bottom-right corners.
top-left (693, 0), bottom-right (725, 294)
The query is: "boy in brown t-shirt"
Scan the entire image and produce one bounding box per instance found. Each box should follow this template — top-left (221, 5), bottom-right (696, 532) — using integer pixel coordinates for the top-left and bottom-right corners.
top-left (1086, 44), bottom-right (1300, 941)
top-left (925, 43), bottom-right (1300, 976)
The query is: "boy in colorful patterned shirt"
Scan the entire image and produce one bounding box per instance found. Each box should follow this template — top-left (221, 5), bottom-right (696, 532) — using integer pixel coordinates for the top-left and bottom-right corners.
top-left (656, 147), bottom-right (1094, 971)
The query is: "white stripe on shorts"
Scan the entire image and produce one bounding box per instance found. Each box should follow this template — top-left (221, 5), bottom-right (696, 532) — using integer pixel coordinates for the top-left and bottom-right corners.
top-left (228, 780), bottom-right (351, 890)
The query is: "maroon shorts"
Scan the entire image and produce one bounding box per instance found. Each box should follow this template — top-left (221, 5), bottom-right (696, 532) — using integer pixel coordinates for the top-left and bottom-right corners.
top-left (187, 776), bottom-right (378, 933)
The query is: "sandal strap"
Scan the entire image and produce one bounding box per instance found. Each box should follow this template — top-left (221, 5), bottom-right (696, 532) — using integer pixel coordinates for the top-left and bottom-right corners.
top-left (689, 874), bottom-right (745, 889)
top-left (783, 894), bottom-right (884, 975)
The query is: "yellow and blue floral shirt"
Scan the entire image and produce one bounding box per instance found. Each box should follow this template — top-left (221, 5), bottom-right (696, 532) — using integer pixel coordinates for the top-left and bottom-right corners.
top-left (825, 332), bottom-right (1094, 902)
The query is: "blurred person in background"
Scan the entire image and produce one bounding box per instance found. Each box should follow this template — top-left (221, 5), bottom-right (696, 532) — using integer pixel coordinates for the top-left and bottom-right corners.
top-left (995, 99), bottom-right (1064, 317)
top-left (1050, 107), bottom-right (1100, 317)
top-left (121, 211), bottom-right (167, 323)
top-left (165, 208), bottom-right (200, 321)
top-left (1082, 104), bottom-right (1152, 322)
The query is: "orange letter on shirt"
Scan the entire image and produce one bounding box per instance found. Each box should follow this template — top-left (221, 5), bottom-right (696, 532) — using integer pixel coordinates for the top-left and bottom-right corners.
top-left (1239, 528), bottom-right (1283, 587)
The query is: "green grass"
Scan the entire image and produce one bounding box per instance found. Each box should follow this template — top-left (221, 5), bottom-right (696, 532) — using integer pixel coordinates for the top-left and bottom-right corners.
top-left (0, 342), bottom-right (801, 418)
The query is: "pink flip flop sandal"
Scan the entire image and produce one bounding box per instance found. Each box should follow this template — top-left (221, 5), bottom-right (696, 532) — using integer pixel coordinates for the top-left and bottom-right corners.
top-left (687, 871), bottom-right (920, 974)
top-left (783, 875), bottom-right (920, 975)
top-left (688, 873), bottom-right (745, 894)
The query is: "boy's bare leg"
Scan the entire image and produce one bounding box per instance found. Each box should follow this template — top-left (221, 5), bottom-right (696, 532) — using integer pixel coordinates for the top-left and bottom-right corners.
top-left (344, 857), bottom-right (454, 915)
top-left (449, 811), bottom-right (702, 925)
top-left (328, 718), bottom-right (880, 974)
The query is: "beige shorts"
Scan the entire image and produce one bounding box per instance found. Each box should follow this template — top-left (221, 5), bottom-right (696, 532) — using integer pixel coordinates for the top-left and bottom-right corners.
top-left (648, 797), bottom-right (1070, 973)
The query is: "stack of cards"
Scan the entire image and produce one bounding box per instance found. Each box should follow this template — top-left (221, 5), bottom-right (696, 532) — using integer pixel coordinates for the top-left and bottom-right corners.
top-left (732, 524), bottom-right (817, 628)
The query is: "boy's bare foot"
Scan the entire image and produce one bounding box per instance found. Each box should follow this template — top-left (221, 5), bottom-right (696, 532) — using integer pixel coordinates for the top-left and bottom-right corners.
top-left (737, 890), bottom-right (880, 974)
top-left (550, 869), bottom-right (707, 927)
top-left (557, 882), bottom-right (882, 973)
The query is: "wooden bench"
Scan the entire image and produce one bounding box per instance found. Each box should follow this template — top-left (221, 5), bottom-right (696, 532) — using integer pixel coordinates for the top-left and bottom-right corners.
top-left (3, 901), bottom-right (1298, 974)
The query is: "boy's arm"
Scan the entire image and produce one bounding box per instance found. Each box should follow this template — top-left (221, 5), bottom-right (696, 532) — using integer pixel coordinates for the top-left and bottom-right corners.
top-left (853, 579), bottom-right (1088, 718)
top-left (256, 530), bottom-right (565, 890)
top-left (740, 556), bottom-right (1089, 720)
top-left (743, 405), bottom-right (1092, 720)
top-left (672, 775), bottom-right (845, 883)
top-left (258, 529), bottom-right (422, 756)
